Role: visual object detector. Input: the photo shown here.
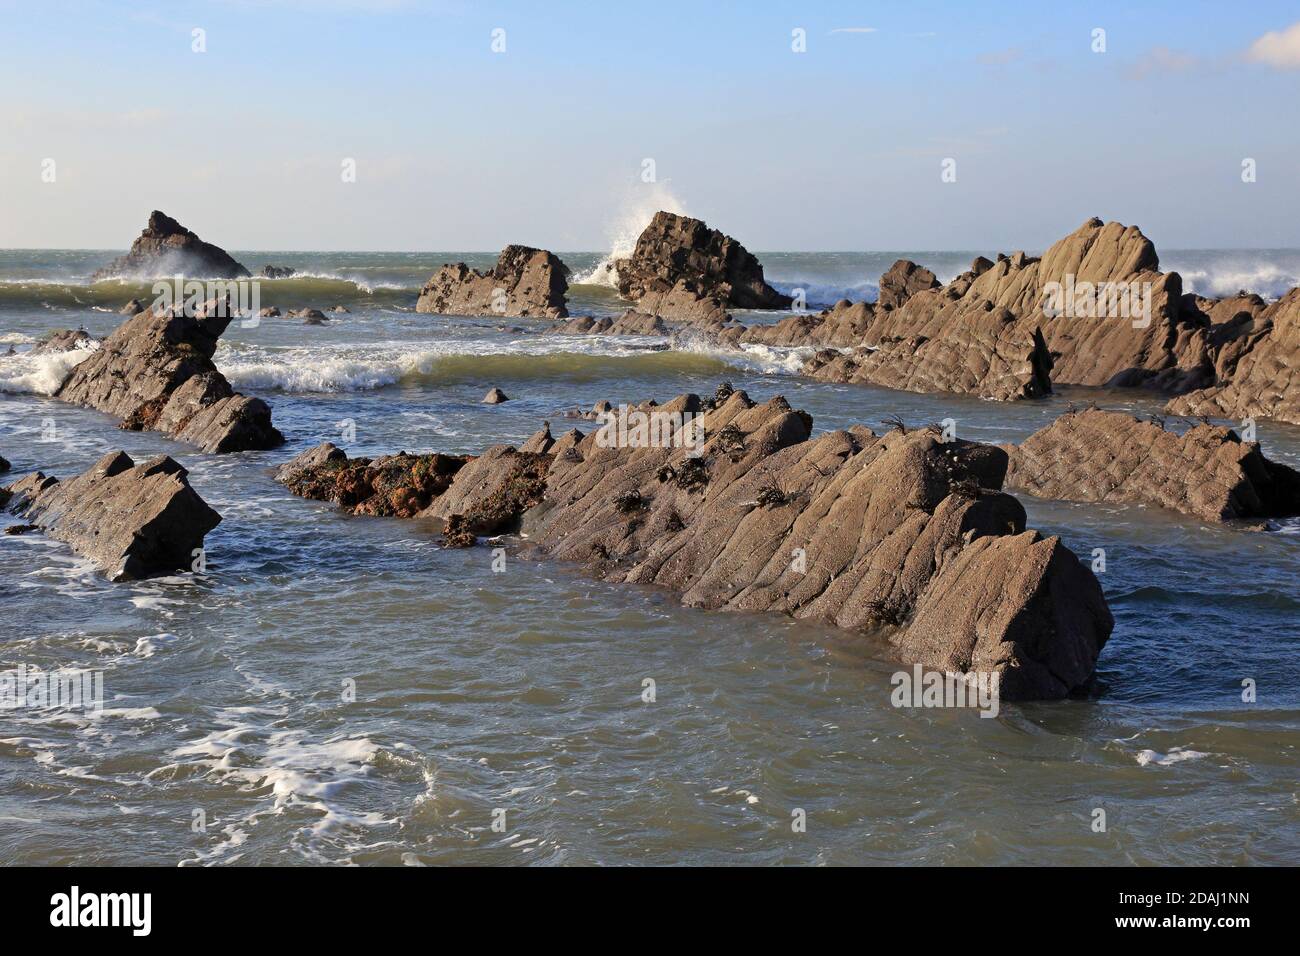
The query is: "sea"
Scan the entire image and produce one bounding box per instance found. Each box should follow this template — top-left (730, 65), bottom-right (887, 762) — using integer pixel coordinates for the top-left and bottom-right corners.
top-left (1, 246), bottom-right (1298, 865)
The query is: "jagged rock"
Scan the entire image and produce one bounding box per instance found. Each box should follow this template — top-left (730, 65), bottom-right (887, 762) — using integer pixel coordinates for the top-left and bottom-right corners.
top-left (276, 446), bottom-right (469, 518)
top-left (4, 451), bottom-right (221, 581)
top-left (1006, 408), bottom-right (1300, 522)
top-left (120, 299), bottom-right (145, 316)
top-left (878, 259), bottom-right (940, 311)
top-left (519, 424), bottom-right (554, 454)
top-left (0, 453), bottom-right (9, 473)
top-left (1166, 288), bottom-right (1300, 425)
top-left (30, 329), bottom-right (96, 354)
top-left (260, 265), bottom-right (296, 279)
top-left (258, 307), bottom-right (281, 318)
top-left (545, 311), bottom-right (668, 335)
top-left (416, 246), bottom-right (569, 319)
top-left (277, 389), bottom-right (1112, 699)
top-left (613, 212), bottom-right (791, 322)
top-left (53, 299), bottom-right (283, 453)
top-left (482, 387), bottom-right (509, 404)
top-left (91, 211), bottom-right (249, 280)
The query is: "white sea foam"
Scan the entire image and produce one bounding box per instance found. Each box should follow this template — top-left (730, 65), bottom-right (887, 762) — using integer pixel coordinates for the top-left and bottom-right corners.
top-left (569, 184), bottom-right (689, 287)
top-left (1173, 261), bottom-right (1300, 300)
top-left (768, 279), bottom-right (880, 306)
top-left (0, 343), bottom-right (98, 395)
top-left (1134, 746), bottom-right (1210, 767)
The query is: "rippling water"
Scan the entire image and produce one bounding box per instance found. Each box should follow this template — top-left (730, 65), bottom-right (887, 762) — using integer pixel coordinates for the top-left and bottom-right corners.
top-left (1, 249), bottom-right (1298, 865)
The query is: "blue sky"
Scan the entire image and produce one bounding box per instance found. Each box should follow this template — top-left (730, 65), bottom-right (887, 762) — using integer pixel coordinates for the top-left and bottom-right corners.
top-left (2, 0), bottom-right (1299, 251)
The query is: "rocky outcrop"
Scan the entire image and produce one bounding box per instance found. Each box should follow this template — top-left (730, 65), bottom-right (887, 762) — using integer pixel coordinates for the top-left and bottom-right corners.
top-left (260, 265), bottom-right (296, 279)
top-left (91, 211), bottom-right (250, 280)
top-left (613, 212), bottom-right (791, 322)
top-left (482, 387), bottom-right (509, 404)
top-left (1005, 408), bottom-right (1300, 522)
top-left (30, 329), bottom-right (96, 354)
top-left (877, 259), bottom-right (940, 311)
top-left (276, 445), bottom-right (469, 518)
top-left (416, 246), bottom-right (569, 319)
top-left (545, 311), bottom-right (667, 335)
top-left (120, 299), bottom-right (145, 316)
top-left (1166, 288), bottom-right (1300, 425)
top-left (4, 451), bottom-right (221, 581)
top-left (54, 299), bottom-right (283, 454)
top-left (278, 389), bottom-right (1113, 700)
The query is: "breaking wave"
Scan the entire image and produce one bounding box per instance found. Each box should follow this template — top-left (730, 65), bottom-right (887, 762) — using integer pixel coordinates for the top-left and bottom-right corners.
top-left (569, 184), bottom-right (690, 287)
top-left (0, 343), bottom-right (98, 395)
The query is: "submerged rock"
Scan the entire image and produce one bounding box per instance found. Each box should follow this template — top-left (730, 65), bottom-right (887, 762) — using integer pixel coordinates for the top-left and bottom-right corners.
top-left (613, 211), bottom-right (791, 322)
top-left (276, 389), bottom-right (1113, 700)
top-left (91, 210), bottom-right (250, 280)
top-left (260, 265), bottom-right (296, 279)
top-left (545, 311), bottom-right (668, 335)
top-left (1006, 407), bottom-right (1300, 522)
top-left (4, 451), bottom-right (221, 581)
top-left (416, 246), bottom-right (569, 319)
top-left (482, 387), bottom-right (509, 404)
top-left (54, 298), bottom-right (283, 453)
top-left (30, 329), bottom-right (96, 355)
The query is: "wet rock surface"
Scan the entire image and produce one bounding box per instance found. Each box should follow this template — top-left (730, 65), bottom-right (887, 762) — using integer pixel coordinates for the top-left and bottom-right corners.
top-left (53, 299), bottom-right (283, 453)
top-left (91, 210), bottom-right (250, 280)
top-left (30, 329), bottom-right (97, 354)
top-left (276, 390), bottom-right (1113, 699)
top-left (4, 450), bottom-right (221, 581)
top-left (545, 311), bottom-right (668, 335)
top-left (1006, 407), bottom-right (1300, 522)
top-left (416, 245), bottom-right (569, 319)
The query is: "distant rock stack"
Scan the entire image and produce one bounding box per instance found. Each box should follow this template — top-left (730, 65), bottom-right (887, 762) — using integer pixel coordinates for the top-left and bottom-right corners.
top-left (91, 210), bottom-right (250, 280)
top-left (613, 211), bottom-right (792, 323)
top-left (415, 246), bottom-right (569, 319)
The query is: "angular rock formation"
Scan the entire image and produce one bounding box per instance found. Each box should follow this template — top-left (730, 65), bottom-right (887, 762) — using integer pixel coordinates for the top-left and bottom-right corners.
top-left (613, 212), bottom-right (791, 322)
top-left (278, 389), bottom-right (1113, 700)
top-left (482, 387), bottom-right (509, 404)
top-left (276, 446), bottom-right (469, 518)
top-left (545, 311), bottom-right (667, 335)
top-left (1006, 407), bottom-right (1300, 522)
top-left (54, 299), bottom-right (283, 453)
top-left (416, 246), bottom-right (569, 319)
top-left (1166, 288), bottom-right (1300, 425)
top-left (260, 265), bottom-right (296, 279)
top-left (91, 211), bottom-right (250, 280)
top-left (713, 218), bottom-right (1243, 403)
top-left (4, 451), bottom-right (221, 581)
top-left (877, 259), bottom-right (940, 311)
top-left (120, 299), bottom-right (145, 316)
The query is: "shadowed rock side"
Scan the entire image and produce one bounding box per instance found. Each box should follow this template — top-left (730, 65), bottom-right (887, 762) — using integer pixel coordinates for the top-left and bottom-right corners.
top-left (31, 329), bottom-right (97, 354)
top-left (4, 451), bottom-right (221, 581)
top-left (91, 210), bottom-right (250, 280)
top-left (613, 211), bottom-right (792, 323)
top-left (54, 299), bottom-right (283, 453)
top-left (717, 218), bottom-right (1278, 403)
top-left (278, 391), bottom-right (1113, 699)
top-left (1166, 288), bottom-right (1300, 425)
top-left (1005, 408), bottom-right (1300, 523)
top-left (415, 245), bottom-right (569, 319)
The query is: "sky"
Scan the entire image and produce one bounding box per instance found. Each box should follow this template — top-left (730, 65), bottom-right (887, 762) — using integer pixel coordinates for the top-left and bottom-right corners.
top-left (1, 0), bottom-right (1299, 252)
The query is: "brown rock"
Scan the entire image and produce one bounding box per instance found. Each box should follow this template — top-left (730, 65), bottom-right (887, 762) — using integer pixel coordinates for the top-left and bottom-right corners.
top-left (545, 311), bottom-right (668, 335)
top-left (4, 451), bottom-right (221, 581)
top-left (416, 246), bottom-right (569, 319)
top-left (91, 211), bottom-right (249, 280)
top-left (30, 329), bottom-right (96, 355)
top-left (613, 211), bottom-right (791, 321)
top-left (877, 259), bottom-right (940, 311)
top-left (482, 387), bottom-right (509, 404)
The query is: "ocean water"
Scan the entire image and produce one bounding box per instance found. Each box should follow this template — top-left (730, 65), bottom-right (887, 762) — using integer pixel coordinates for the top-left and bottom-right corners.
top-left (1, 247), bottom-right (1298, 866)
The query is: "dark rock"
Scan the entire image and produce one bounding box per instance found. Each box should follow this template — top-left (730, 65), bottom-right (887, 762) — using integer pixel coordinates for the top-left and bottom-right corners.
top-left (91, 211), bottom-right (250, 280)
top-left (120, 299), bottom-right (145, 316)
top-left (1006, 407), bottom-right (1300, 522)
top-left (258, 307), bottom-right (281, 318)
top-left (53, 299), bottom-right (283, 453)
top-left (276, 447), bottom-right (469, 518)
top-left (416, 246), bottom-right (569, 319)
top-left (545, 311), bottom-right (668, 335)
top-left (30, 329), bottom-right (96, 355)
top-left (613, 211), bottom-right (791, 322)
top-left (482, 387), bottom-right (509, 404)
top-left (4, 451), bottom-right (221, 580)
top-left (260, 265), bottom-right (296, 279)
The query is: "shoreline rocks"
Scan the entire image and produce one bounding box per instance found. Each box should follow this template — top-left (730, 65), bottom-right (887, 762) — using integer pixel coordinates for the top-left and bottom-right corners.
top-left (613, 211), bottom-right (792, 322)
top-left (545, 311), bottom-right (667, 336)
top-left (91, 211), bottom-right (250, 281)
top-left (416, 246), bottom-right (569, 319)
top-left (1005, 407), bottom-right (1300, 523)
top-left (4, 451), bottom-right (221, 581)
top-left (277, 389), bottom-right (1113, 700)
top-left (53, 298), bottom-right (283, 453)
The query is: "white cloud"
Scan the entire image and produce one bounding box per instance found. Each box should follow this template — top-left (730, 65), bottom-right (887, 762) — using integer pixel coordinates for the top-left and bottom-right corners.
top-left (1126, 46), bottom-right (1200, 80)
top-left (1245, 21), bottom-right (1300, 69)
